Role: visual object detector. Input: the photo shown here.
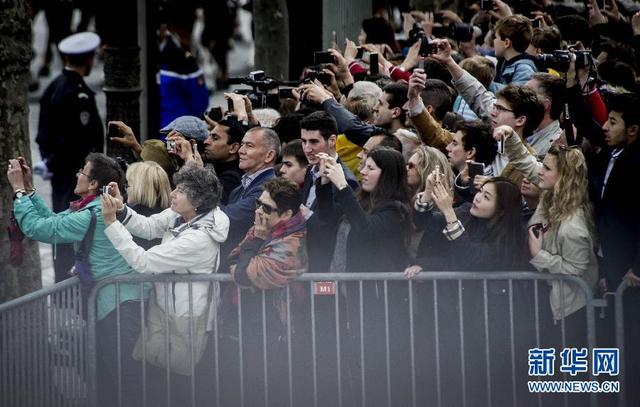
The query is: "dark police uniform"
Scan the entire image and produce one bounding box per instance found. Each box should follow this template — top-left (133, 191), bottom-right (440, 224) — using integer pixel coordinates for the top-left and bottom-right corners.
top-left (36, 68), bottom-right (103, 281)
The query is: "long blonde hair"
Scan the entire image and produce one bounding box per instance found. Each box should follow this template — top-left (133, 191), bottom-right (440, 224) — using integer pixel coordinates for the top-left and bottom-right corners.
top-left (126, 161), bottom-right (172, 209)
top-left (539, 145), bottom-right (594, 233)
top-left (410, 145), bottom-right (454, 195)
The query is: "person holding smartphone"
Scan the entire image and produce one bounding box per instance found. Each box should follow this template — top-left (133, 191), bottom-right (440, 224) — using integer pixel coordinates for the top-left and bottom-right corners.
top-left (494, 124), bottom-right (598, 346)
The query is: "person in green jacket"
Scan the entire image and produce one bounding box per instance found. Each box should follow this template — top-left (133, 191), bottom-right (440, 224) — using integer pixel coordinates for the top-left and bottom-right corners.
top-left (7, 152), bottom-right (148, 407)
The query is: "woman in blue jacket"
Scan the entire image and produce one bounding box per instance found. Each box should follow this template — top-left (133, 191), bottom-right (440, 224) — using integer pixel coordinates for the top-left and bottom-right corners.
top-left (7, 153), bottom-right (147, 407)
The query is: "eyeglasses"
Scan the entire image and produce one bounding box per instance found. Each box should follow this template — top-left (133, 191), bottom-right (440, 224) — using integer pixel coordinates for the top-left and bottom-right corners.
top-left (492, 104), bottom-right (514, 114)
top-left (77, 169), bottom-right (90, 178)
top-left (255, 198), bottom-right (278, 215)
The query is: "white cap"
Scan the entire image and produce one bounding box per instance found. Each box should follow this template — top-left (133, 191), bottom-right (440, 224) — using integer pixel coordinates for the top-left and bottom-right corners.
top-left (58, 32), bottom-right (101, 55)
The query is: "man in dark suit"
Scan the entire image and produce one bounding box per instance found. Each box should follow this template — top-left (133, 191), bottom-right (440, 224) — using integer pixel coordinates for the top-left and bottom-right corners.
top-left (592, 93), bottom-right (640, 405)
top-left (297, 112), bottom-right (359, 406)
top-left (220, 127), bottom-right (279, 257)
top-left (300, 112), bottom-right (359, 274)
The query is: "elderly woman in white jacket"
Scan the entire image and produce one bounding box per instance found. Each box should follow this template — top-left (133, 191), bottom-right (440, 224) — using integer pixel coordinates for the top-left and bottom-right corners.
top-left (101, 163), bottom-right (230, 317)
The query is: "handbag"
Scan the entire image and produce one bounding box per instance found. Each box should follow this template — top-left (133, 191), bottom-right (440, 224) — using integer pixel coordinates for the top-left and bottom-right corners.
top-left (132, 285), bottom-right (213, 376)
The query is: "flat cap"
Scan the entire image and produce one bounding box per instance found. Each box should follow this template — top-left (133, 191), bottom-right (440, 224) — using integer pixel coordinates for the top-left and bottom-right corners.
top-left (58, 32), bottom-right (101, 55)
top-left (160, 116), bottom-right (209, 142)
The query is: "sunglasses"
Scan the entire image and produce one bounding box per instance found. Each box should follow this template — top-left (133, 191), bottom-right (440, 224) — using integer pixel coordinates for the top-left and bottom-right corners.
top-left (557, 144), bottom-right (581, 152)
top-left (255, 198), bottom-right (278, 215)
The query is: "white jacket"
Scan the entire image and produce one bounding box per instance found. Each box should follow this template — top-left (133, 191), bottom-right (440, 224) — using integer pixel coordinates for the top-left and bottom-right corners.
top-left (104, 206), bottom-right (230, 316)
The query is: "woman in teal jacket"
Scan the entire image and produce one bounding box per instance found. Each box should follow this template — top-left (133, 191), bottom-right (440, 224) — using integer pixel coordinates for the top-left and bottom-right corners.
top-left (7, 153), bottom-right (147, 407)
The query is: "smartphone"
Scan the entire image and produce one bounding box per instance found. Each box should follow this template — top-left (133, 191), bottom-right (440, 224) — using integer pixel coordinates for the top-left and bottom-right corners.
top-left (314, 51), bottom-right (334, 65)
top-left (467, 161), bottom-right (485, 193)
top-left (419, 39), bottom-right (438, 57)
top-left (279, 88), bottom-right (294, 99)
top-left (227, 98), bottom-right (234, 114)
top-left (480, 0), bottom-right (494, 11)
top-left (107, 122), bottom-right (120, 138)
top-left (355, 47), bottom-right (364, 59)
top-left (530, 18), bottom-right (541, 29)
top-left (369, 52), bottom-right (379, 75)
top-left (530, 223), bottom-right (548, 238)
top-left (207, 107), bottom-right (223, 122)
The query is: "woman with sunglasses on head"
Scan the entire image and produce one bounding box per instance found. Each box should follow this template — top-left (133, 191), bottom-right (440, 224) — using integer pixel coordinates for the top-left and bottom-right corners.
top-left (494, 124), bottom-right (598, 347)
top-left (405, 145), bottom-right (455, 259)
top-left (406, 145), bottom-right (454, 200)
top-left (318, 146), bottom-right (413, 407)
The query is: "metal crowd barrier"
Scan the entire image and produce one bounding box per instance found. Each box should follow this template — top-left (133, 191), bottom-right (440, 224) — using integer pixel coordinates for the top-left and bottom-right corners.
top-left (0, 276), bottom-right (86, 407)
top-left (85, 272), bottom-right (602, 407)
top-left (0, 272), bottom-right (629, 407)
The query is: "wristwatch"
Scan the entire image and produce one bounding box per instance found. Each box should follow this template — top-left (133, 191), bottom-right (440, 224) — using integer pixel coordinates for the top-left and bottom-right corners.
top-left (13, 189), bottom-right (26, 200)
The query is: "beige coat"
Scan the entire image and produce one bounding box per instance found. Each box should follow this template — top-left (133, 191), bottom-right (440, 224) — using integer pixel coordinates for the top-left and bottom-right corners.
top-left (503, 134), bottom-right (598, 319)
top-left (529, 208), bottom-right (598, 320)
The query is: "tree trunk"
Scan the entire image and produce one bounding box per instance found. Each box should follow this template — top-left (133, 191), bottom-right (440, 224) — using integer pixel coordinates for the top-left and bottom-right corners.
top-left (99, 0), bottom-right (141, 161)
top-left (0, 0), bottom-right (42, 302)
top-left (254, 0), bottom-right (290, 81)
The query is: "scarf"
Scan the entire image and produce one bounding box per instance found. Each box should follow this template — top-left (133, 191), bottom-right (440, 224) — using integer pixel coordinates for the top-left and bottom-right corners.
top-left (70, 194), bottom-right (97, 211)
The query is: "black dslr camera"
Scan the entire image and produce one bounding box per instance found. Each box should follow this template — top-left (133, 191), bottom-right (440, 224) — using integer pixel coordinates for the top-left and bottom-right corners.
top-left (537, 49), bottom-right (592, 73)
top-left (227, 70), bottom-right (282, 110)
top-left (573, 50), bottom-right (593, 70)
top-left (537, 50), bottom-right (571, 72)
top-left (408, 23), bottom-right (438, 56)
top-left (431, 22), bottom-right (474, 43)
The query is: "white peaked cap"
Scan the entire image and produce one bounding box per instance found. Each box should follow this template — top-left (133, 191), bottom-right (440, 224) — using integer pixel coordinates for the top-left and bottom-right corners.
top-left (58, 32), bottom-right (101, 55)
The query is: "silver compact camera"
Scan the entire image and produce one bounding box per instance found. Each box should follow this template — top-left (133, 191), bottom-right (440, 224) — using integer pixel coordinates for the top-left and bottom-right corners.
top-left (166, 140), bottom-right (176, 153)
top-left (100, 185), bottom-right (111, 194)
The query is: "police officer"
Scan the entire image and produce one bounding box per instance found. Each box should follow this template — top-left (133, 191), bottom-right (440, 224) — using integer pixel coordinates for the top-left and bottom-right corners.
top-left (36, 32), bottom-right (104, 282)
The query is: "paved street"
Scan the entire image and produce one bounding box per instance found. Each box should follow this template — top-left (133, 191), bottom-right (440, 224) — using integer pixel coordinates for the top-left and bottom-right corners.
top-left (28, 9), bottom-right (254, 286)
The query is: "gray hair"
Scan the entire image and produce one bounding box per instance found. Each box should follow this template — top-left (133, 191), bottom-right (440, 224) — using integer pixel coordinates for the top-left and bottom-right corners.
top-left (252, 108), bottom-right (281, 128)
top-left (348, 81), bottom-right (383, 109)
top-left (248, 127), bottom-right (281, 161)
top-left (172, 163), bottom-right (222, 213)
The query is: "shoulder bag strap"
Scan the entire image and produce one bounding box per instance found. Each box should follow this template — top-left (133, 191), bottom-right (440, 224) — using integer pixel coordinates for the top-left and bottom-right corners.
top-left (76, 209), bottom-right (97, 260)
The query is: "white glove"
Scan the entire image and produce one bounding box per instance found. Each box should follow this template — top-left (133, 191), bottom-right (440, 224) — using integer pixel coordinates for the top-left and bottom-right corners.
top-left (33, 160), bottom-right (52, 180)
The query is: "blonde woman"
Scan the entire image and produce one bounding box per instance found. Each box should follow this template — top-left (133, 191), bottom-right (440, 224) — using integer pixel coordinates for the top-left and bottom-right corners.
top-left (406, 145), bottom-right (454, 200)
top-left (125, 161), bottom-right (172, 249)
top-left (496, 125), bottom-right (597, 346)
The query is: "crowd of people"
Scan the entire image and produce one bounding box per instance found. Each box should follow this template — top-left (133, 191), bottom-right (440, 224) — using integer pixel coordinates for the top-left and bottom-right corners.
top-left (6, 0), bottom-right (640, 406)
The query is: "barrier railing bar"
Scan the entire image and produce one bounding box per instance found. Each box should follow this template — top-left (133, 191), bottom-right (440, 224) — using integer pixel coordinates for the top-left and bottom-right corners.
top-left (261, 289), bottom-right (268, 407)
top-left (615, 281), bottom-right (628, 407)
top-left (483, 280), bottom-right (491, 407)
top-left (310, 281), bottom-right (318, 407)
top-left (384, 281), bottom-right (391, 407)
top-left (285, 285), bottom-right (293, 407)
top-left (433, 280), bottom-right (442, 407)
top-left (408, 280), bottom-right (416, 407)
top-left (335, 281), bottom-right (343, 407)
